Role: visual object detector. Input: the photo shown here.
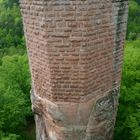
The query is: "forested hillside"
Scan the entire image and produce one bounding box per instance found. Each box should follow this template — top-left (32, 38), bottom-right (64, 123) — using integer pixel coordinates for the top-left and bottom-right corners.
top-left (114, 0), bottom-right (140, 140)
top-left (0, 0), bottom-right (139, 140)
top-left (0, 0), bottom-right (35, 140)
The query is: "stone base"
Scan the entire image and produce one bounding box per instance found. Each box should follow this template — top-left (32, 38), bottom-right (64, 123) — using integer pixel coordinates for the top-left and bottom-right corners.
top-left (31, 87), bottom-right (119, 140)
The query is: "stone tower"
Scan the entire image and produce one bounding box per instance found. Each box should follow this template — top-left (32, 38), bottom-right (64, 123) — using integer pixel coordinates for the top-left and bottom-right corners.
top-left (20, 0), bottom-right (128, 140)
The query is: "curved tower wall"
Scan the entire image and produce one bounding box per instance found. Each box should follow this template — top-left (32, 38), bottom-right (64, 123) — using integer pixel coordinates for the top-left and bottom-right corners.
top-left (20, 0), bottom-right (128, 140)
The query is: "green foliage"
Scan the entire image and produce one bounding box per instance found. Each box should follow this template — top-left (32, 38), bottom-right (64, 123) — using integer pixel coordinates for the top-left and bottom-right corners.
top-left (114, 1), bottom-right (140, 139)
top-left (3, 0), bottom-right (19, 7)
top-left (114, 39), bottom-right (140, 140)
top-left (0, 45), bottom-right (26, 58)
top-left (0, 0), bottom-right (35, 139)
top-left (0, 1), bottom-right (24, 49)
top-left (0, 133), bottom-right (21, 140)
top-left (0, 55), bottom-right (32, 138)
top-left (127, 0), bottom-right (140, 40)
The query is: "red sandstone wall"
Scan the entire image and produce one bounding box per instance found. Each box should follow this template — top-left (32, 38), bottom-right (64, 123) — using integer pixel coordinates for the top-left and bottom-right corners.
top-left (20, 0), bottom-right (128, 140)
top-left (21, 0), bottom-right (115, 102)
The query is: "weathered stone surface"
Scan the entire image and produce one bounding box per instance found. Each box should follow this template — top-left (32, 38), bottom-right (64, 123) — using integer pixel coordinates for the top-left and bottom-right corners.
top-left (20, 0), bottom-right (128, 139)
top-left (85, 88), bottom-right (120, 140)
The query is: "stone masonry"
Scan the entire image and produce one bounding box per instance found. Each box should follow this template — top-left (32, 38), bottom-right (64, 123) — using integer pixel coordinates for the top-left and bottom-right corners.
top-left (20, 0), bottom-right (128, 140)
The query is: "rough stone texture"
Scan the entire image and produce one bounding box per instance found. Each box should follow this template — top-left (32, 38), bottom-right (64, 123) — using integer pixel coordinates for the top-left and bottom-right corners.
top-left (20, 0), bottom-right (128, 140)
